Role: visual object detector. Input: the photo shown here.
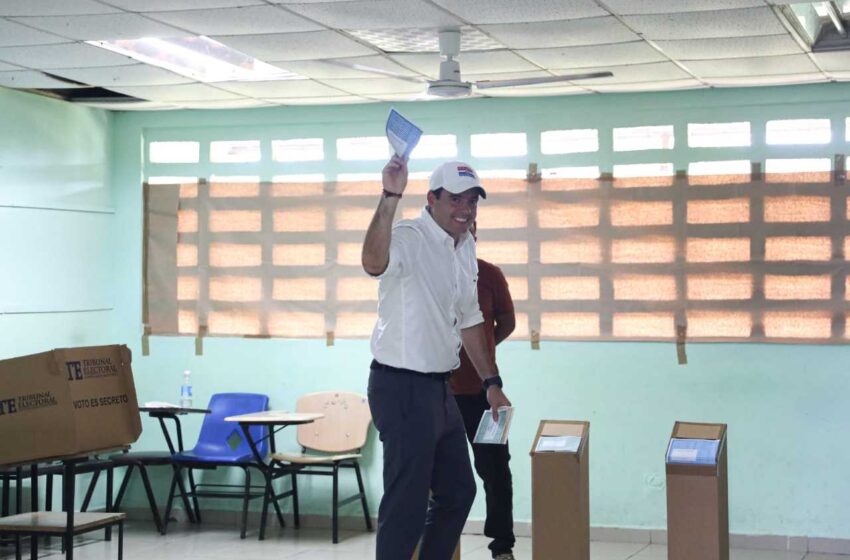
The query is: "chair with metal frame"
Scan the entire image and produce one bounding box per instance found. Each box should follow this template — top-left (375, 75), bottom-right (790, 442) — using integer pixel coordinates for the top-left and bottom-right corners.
top-left (269, 391), bottom-right (372, 543)
top-left (163, 393), bottom-right (284, 539)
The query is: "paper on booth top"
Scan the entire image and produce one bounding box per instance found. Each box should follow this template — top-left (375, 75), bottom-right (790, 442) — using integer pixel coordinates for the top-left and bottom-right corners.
top-left (386, 108), bottom-right (422, 160)
top-left (666, 437), bottom-right (720, 465)
top-left (535, 435), bottom-right (581, 453)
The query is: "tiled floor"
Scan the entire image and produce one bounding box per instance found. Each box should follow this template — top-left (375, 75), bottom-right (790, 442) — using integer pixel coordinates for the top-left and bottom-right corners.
top-left (1, 524), bottom-right (848, 560)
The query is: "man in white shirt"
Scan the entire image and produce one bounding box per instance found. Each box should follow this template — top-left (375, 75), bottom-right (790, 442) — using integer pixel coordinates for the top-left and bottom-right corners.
top-left (362, 154), bottom-right (512, 560)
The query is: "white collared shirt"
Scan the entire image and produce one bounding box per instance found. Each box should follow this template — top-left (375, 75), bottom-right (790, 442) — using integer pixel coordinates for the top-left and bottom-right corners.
top-left (370, 207), bottom-right (484, 373)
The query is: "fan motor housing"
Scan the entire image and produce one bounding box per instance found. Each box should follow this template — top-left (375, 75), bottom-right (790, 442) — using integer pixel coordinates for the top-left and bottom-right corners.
top-left (427, 80), bottom-right (473, 97)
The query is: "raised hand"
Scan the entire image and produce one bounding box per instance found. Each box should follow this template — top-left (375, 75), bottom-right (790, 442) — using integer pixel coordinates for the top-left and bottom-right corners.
top-left (382, 154), bottom-right (408, 196)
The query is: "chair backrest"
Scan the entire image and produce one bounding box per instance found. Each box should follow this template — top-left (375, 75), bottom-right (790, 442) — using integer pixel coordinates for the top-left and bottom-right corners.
top-left (295, 392), bottom-right (371, 453)
top-left (192, 393), bottom-right (270, 459)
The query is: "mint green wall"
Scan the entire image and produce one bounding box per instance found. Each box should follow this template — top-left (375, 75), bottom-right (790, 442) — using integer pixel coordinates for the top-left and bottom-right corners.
top-left (108, 83), bottom-right (850, 538)
top-left (0, 87), bottom-right (113, 355)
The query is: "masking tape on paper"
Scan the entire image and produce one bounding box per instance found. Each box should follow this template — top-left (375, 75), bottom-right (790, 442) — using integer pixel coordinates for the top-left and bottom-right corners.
top-left (676, 325), bottom-right (687, 365)
top-left (195, 325), bottom-right (208, 356)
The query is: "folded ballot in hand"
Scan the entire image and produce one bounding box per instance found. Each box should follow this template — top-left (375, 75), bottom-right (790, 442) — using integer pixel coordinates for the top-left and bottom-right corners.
top-left (473, 406), bottom-right (514, 445)
top-left (385, 108), bottom-right (422, 160)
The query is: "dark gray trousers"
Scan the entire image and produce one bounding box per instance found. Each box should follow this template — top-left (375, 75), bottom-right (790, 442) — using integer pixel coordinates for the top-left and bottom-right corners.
top-left (368, 366), bottom-right (476, 560)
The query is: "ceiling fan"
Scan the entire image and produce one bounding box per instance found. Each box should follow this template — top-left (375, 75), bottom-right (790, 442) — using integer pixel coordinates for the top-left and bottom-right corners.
top-left (333, 29), bottom-right (613, 98)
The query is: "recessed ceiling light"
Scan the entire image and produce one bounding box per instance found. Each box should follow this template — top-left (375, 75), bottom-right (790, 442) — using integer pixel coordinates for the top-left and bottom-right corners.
top-left (86, 36), bottom-right (303, 83)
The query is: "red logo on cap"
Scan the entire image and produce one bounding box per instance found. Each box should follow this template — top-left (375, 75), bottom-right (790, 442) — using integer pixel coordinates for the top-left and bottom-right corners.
top-left (457, 165), bottom-right (475, 178)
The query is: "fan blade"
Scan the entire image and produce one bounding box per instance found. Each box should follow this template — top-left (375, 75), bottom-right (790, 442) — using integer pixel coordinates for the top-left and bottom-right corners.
top-left (475, 71), bottom-right (613, 90)
top-left (322, 59), bottom-right (426, 84)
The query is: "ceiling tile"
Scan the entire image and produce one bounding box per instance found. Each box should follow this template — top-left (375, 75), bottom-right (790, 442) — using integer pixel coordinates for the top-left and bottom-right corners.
top-left (587, 78), bottom-right (703, 93)
top-left (429, 0), bottom-right (607, 24)
top-left (269, 0), bottom-right (369, 3)
top-left (284, 0), bottom-right (461, 30)
top-left (214, 79), bottom-right (344, 97)
top-left (173, 99), bottom-right (274, 109)
top-left (99, 0), bottom-right (265, 11)
top-left (76, 100), bottom-right (180, 110)
top-left (556, 62), bottom-right (692, 84)
top-left (145, 5), bottom-right (322, 36)
top-left (519, 41), bottom-right (666, 70)
top-left (481, 17), bottom-right (638, 49)
top-left (480, 83), bottom-right (586, 97)
top-left (215, 31), bottom-right (376, 62)
top-left (0, 18), bottom-right (67, 46)
top-left (684, 54), bottom-right (819, 77)
top-left (261, 95), bottom-right (372, 105)
top-left (12, 13), bottom-right (190, 41)
top-left (0, 70), bottom-right (88, 88)
top-left (655, 34), bottom-right (803, 60)
top-left (602, 0), bottom-right (764, 15)
top-left (0, 1), bottom-right (121, 16)
top-left (0, 43), bottom-right (133, 69)
top-left (363, 92), bottom-right (436, 101)
top-left (824, 71), bottom-right (850, 79)
top-left (466, 70), bottom-right (553, 81)
top-left (622, 7), bottom-right (786, 40)
top-left (706, 73), bottom-right (828, 86)
top-left (48, 64), bottom-right (193, 86)
top-left (319, 77), bottom-right (426, 95)
top-left (276, 56), bottom-right (421, 80)
top-left (812, 52), bottom-right (850, 72)
top-left (390, 50), bottom-right (539, 78)
top-left (106, 83), bottom-right (245, 101)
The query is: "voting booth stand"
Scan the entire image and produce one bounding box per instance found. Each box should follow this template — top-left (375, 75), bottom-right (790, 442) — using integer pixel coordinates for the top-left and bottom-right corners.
top-left (530, 420), bottom-right (590, 560)
top-left (666, 422), bottom-right (729, 560)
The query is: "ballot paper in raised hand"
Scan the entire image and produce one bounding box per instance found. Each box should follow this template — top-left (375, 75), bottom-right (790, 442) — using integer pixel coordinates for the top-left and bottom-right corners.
top-left (386, 108), bottom-right (422, 160)
top-left (473, 406), bottom-right (514, 445)
top-left (535, 435), bottom-right (582, 453)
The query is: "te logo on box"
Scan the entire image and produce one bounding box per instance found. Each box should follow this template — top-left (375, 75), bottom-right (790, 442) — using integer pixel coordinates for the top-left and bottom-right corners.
top-left (65, 359), bottom-right (119, 381)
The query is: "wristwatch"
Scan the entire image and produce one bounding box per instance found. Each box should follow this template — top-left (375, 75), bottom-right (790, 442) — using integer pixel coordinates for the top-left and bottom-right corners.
top-left (482, 375), bottom-right (503, 391)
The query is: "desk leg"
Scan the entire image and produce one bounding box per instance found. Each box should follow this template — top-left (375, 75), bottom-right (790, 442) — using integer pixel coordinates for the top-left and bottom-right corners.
top-left (238, 423), bottom-right (272, 541)
top-left (29, 464), bottom-right (38, 560)
top-left (105, 467), bottom-right (113, 541)
top-left (63, 461), bottom-right (76, 560)
top-left (118, 521), bottom-right (124, 560)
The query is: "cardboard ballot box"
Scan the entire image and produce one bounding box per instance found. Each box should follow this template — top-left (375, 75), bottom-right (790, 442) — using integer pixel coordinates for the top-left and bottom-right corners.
top-left (530, 420), bottom-right (590, 560)
top-left (665, 421), bottom-right (728, 560)
top-left (0, 345), bottom-right (142, 466)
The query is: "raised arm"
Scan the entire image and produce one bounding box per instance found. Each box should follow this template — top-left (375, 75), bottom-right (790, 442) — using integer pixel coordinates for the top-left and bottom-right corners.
top-left (362, 155), bottom-right (408, 276)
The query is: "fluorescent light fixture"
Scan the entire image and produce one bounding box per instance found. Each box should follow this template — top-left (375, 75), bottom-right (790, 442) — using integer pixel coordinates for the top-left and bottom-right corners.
top-left (782, 2), bottom-right (850, 49)
top-left (86, 36), bottom-right (302, 83)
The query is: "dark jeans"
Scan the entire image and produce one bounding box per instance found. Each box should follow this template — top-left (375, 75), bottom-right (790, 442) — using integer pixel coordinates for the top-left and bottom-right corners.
top-left (368, 366), bottom-right (476, 560)
top-left (455, 391), bottom-right (515, 557)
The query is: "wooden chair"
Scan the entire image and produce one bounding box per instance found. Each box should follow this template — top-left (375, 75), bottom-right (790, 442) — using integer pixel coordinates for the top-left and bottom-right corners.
top-left (270, 391), bottom-right (372, 543)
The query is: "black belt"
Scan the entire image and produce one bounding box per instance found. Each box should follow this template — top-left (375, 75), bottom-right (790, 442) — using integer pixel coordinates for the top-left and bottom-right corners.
top-left (370, 359), bottom-right (452, 382)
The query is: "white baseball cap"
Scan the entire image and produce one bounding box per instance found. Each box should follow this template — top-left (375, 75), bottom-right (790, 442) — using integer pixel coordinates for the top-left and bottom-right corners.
top-left (428, 161), bottom-right (487, 199)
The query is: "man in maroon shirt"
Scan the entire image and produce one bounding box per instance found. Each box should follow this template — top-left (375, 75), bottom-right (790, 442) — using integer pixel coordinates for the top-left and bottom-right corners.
top-left (451, 222), bottom-right (516, 560)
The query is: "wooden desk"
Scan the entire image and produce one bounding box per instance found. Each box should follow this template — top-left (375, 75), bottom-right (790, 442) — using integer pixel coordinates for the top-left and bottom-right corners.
top-left (224, 411), bottom-right (323, 540)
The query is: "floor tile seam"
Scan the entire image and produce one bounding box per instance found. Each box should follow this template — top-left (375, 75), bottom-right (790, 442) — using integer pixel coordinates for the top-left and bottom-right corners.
top-left (623, 542), bottom-right (651, 560)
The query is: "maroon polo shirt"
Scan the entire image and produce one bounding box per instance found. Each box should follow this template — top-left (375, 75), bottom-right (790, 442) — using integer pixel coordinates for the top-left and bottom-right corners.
top-left (450, 258), bottom-right (514, 395)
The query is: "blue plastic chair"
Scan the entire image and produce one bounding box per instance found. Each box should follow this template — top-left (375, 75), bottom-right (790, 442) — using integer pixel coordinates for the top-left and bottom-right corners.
top-left (163, 393), bottom-right (285, 538)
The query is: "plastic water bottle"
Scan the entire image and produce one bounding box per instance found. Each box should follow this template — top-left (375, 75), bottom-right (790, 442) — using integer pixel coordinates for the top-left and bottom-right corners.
top-left (180, 370), bottom-right (193, 408)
